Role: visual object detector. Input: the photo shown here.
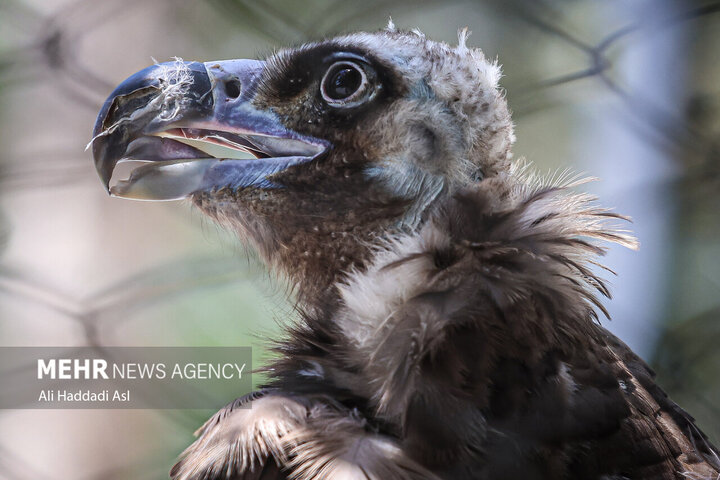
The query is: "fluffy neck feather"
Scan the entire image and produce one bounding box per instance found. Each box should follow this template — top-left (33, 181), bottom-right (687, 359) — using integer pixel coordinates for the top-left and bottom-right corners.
top-left (266, 168), bottom-right (638, 424)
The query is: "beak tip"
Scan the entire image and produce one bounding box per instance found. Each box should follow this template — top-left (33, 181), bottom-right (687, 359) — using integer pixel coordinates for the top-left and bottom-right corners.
top-left (91, 60), bottom-right (214, 198)
top-left (94, 159), bottom-right (113, 193)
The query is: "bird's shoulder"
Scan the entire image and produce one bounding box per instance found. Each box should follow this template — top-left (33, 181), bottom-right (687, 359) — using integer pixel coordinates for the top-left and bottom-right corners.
top-left (597, 329), bottom-right (720, 479)
top-left (514, 325), bottom-right (720, 480)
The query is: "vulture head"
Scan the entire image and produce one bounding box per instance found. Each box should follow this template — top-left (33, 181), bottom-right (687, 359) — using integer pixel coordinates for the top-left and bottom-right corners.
top-left (92, 27), bottom-right (513, 304)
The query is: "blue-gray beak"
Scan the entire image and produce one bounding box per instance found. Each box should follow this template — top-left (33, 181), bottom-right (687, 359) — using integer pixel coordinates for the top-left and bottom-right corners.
top-left (91, 59), bottom-right (327, 200)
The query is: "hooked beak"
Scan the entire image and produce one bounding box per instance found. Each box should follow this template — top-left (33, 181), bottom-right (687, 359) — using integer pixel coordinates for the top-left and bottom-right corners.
top-left (90, 59), bottom-right (328, 200)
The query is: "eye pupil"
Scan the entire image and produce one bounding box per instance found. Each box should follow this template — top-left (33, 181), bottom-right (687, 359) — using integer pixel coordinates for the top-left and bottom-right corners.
top-left (320, 59), bottom-right (373, 107)
top-left (329, 67), bottom-right (361, 99)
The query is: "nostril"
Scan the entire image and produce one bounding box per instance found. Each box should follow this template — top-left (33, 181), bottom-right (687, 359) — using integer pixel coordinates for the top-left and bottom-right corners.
top-left (224, 79), bottom-right (241, 98)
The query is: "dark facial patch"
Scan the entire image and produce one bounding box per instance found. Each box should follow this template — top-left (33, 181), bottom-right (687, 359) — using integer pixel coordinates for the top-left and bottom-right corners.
top-left (259, 42), bottom-right (402, 102)
top-left (253, 41), bottom-right (405, 140)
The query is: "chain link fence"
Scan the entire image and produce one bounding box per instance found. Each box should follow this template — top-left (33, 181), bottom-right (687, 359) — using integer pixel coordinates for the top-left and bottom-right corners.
top-left (0, 0), bottom-right (718, 478)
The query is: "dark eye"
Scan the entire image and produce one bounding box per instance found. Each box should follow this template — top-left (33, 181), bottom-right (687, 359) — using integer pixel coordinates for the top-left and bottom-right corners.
top-left (320, 60), bottom-right (372, 107)
top-left (326, 67), bottom-right (361, 99)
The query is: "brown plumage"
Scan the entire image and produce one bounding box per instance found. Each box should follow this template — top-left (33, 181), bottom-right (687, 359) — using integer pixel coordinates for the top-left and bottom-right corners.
top-left (91, 25), bottom-right (719, 480)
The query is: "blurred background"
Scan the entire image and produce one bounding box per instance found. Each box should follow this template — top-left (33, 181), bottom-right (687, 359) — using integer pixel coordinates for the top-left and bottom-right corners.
top-left (0, 0), bottom-right (718, 478)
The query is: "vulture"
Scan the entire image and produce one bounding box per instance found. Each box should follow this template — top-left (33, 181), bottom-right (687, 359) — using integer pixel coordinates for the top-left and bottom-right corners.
top-left (91, 26), bottom-right (719, 480)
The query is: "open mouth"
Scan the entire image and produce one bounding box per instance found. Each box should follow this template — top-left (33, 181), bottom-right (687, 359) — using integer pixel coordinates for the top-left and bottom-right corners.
top-left (108, 129), bottom-right (326, 201)
top-left (154, 128), bottom-right (324, 160)
top-left (91, 59), bottom-right (328, 201)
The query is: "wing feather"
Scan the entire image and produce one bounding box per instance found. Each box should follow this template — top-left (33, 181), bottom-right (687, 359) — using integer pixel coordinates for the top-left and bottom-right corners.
top-left (170, 391), bottom-right (438, 480)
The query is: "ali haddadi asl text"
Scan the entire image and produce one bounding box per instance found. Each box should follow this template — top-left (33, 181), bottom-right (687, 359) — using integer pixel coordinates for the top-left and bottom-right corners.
top-left (38, 389), bottom-right (130, 403)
